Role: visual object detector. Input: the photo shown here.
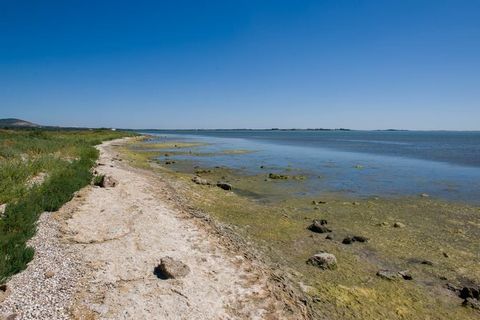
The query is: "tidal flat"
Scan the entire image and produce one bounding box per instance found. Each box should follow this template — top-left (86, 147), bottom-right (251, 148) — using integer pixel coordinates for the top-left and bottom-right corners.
top-left (119, 137), bottom-right (480, 319)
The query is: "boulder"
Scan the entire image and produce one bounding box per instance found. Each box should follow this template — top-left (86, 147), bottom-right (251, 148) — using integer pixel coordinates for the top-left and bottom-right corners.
top-left (216, 182), bottom-right (232, 191)
top-left (307, 252), bottom-right (337, 270)
top-left (154, 257), bottom-right (190, 279)
top-left (308, 220), bottom-right (331, 233)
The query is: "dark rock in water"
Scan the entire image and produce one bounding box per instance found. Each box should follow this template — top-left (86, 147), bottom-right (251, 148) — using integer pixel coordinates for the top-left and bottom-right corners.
top-left (154, 256), bottom-right (190, 279)
top-left (268, 173), bottom-right (288, 180)
top-left (460, 286), bottom-right (480, 300)
top-left (308, 220), bottom-right (331, 233)
top-left (342, 237), bottom-right (354, 244)
top-left (192, 176), bottom-right (210, 185)
top-left (307, 252), bottom-right (337, 270)
top-left (352, 236), bottom-right (369, 243)
top-left (463, 298), bottom-right (480, 310)
top-left (260, 165), bottom-right (265, 169)
top-left (216, 182), bottom-right (232, 191)
top-left (165, 161), bottom-right (176, 165)
top-left (376, 270), bottom-right (402, 281)
top-left (195, 169), bottom-right (212, 174)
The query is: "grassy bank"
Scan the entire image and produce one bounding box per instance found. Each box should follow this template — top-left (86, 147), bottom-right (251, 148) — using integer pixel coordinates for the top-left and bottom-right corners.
top-left (118, 138), bottom-right (480, 320)
top-left (0, 129), bottom-right (135, 284)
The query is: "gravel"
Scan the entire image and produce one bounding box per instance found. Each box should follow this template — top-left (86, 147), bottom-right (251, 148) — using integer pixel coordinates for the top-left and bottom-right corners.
top-left (0, 212), bottom-right (81, 320)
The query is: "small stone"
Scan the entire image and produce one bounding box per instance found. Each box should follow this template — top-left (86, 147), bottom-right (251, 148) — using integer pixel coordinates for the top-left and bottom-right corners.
top-left (45, 271), bottom-right (55, 279)
top-left (307, 253), bottom-right (337, 270)
top-left (442, 252), bottom-right (449, 258)
top-left (460, 286), bottom-right (480, 300)
top-left (463, 298), bottom-right (480, 310)
top-left (0, 203), bottom-right (7, 216)
top-left (393, 222), bottom-right (405, 228)
top-left (308, 220), bottom-right (331, 233)
top-left (154, 257), bottom-right (190, 279)
top-left (268, 173), bottom-right (288, 180)
top-left (99, 175), bottom-right (118, 188)
top-left (420, 193), bottom-right (430, 198)
top-left (342, 237), bottom-right (354, 244)
top-left (376, 270), bottom-right (401, 281)
top-left (216, 182), bottom-right (232, 191)
top-left (0, 284), bottom-right (6, 292)
top-left (421, 260), bottom-right (434, 266)
top-left (398, 270), bottom-right (413, 280)
top-left (352, 236), bottom-right (369, 243)
top-left (192, 176), bottom-right (210, 185)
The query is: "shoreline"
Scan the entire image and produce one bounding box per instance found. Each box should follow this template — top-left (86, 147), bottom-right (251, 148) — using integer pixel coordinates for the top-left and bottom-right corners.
top-left (119, 136), bottom-right (480, 319)
top-left (0, 137), bottom-right (310, 320)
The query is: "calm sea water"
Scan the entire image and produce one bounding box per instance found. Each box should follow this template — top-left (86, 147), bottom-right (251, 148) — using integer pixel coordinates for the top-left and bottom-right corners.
top-left (141, 130), bottom-right (480, 204)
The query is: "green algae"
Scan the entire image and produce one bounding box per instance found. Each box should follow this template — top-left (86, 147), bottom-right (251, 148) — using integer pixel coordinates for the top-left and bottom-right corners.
top-left (118, 138), bottom-right (480, 320)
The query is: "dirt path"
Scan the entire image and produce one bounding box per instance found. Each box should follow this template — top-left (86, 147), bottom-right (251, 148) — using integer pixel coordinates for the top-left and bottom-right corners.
top-left (62, 138), bottom-right (308, 319)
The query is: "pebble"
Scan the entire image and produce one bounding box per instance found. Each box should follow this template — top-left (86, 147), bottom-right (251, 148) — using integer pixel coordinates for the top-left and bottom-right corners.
top-left (0, 213), bottom-right (82, 320)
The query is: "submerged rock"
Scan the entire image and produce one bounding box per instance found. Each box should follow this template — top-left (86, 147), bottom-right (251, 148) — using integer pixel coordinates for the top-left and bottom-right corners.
top-left (308, 220), bottom-right (331, 233)
top-left (307, 252), bottom-right (337, 270)
top-left (154, 257), bottom-right (190, 279)
top-left (216, 182), bottom-right (232, 191)
top-left (268, 173), bottom-right (288, 180)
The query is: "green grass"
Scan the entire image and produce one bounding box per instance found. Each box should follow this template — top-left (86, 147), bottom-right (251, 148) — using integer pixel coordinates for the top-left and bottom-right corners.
top-left (0, 128), bottom-right (135, 284)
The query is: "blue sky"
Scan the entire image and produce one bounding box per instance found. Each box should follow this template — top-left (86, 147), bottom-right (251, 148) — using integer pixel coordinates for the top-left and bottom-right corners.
top-left (1, 1), bottom-right (479, 129)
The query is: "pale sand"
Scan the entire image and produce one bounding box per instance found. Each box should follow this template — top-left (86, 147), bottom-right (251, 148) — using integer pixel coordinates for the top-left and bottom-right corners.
top-left (63, 138), bottom-right (309, 319)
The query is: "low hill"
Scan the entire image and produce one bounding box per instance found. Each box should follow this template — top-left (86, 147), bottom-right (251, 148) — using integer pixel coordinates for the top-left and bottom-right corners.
top-left (0, 118), bottom-right (40, 128)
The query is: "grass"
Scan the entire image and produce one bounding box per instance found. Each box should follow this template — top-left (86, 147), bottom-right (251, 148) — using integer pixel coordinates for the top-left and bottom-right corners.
top-left (0, 128), bottom-right (135, 284)
top-left (119, 138), bottom-right (480, 320)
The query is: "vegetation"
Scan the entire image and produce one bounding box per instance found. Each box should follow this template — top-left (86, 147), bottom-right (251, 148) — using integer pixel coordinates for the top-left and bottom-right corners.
top-left (0, 128), bottom-right (135, 284)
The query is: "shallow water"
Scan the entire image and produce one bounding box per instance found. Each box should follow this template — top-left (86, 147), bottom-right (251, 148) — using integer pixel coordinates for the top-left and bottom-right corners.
top-left (141, 130), bottom-right (480, 204)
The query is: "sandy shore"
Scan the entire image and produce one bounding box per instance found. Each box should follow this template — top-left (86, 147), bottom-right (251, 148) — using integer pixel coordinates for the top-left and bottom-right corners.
top-left (0, 138), bottom-right (309, 320)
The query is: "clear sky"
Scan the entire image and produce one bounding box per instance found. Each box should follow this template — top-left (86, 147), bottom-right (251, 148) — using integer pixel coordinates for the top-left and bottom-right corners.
top-left (1, 1), bottom-right (479, 130)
